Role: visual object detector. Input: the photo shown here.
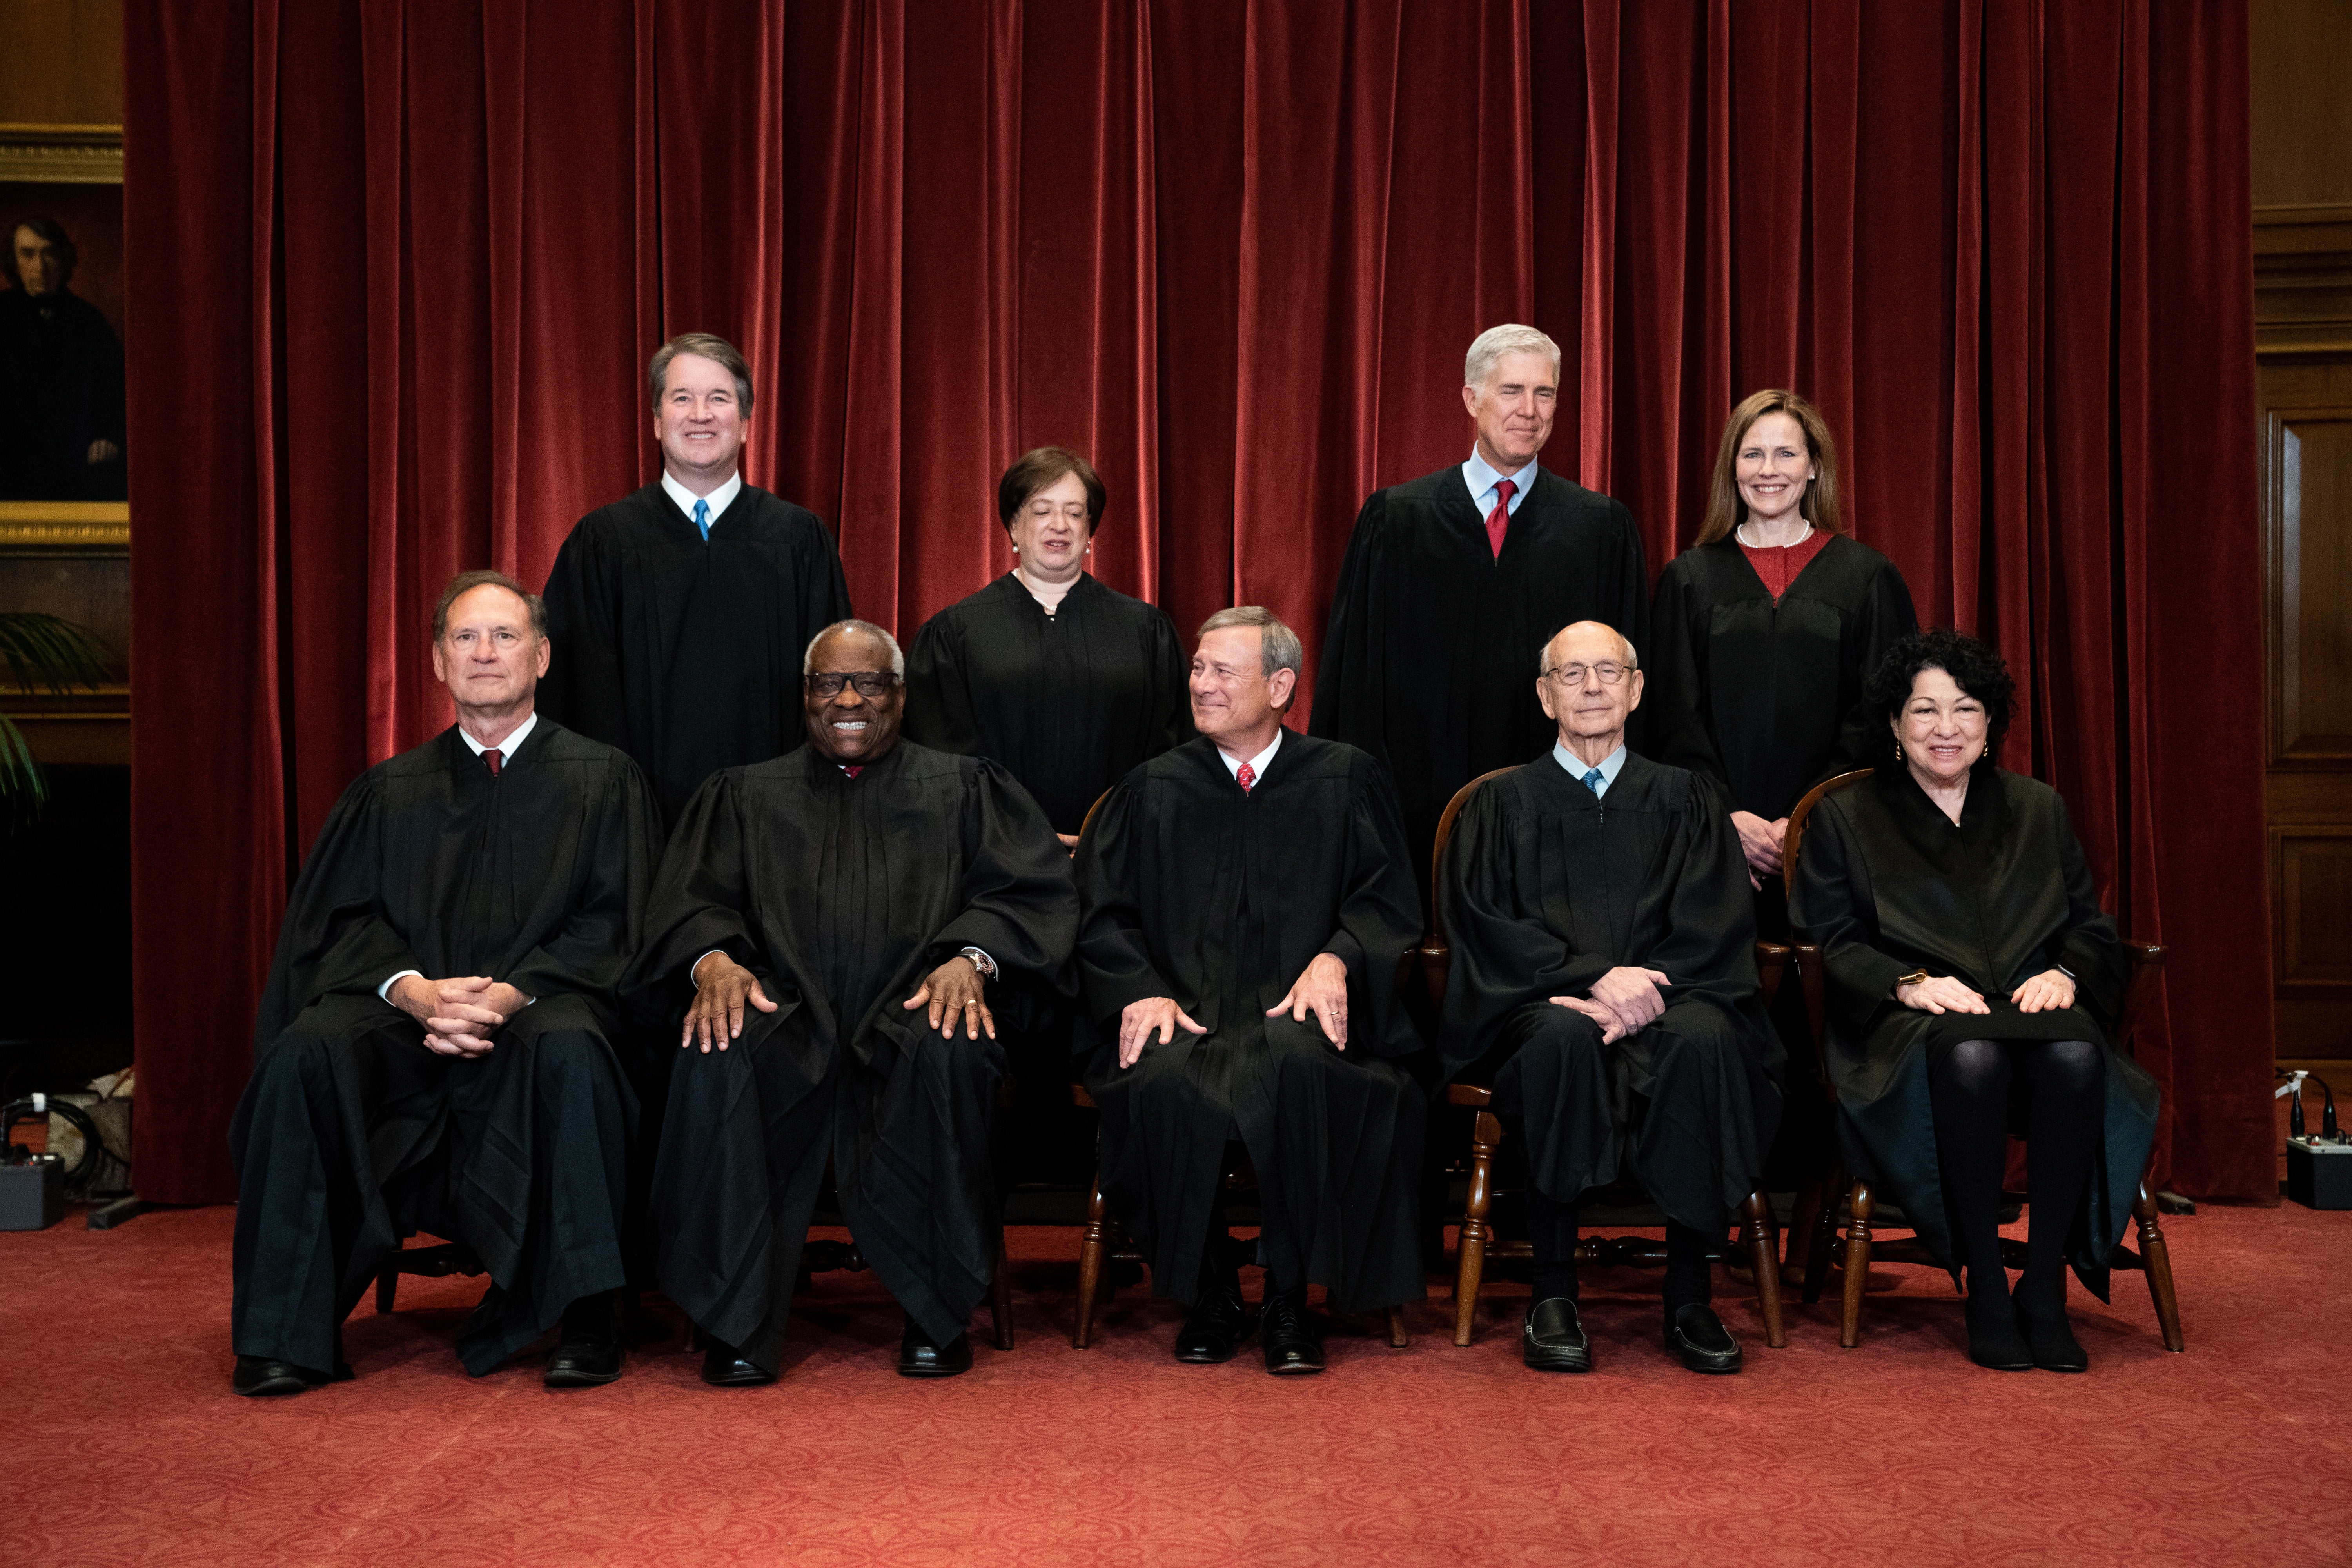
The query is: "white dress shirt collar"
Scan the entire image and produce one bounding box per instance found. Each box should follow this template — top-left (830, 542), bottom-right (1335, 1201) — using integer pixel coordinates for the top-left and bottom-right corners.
top-left (662, 470), bottom-right (743, 530)
top-left (456, 709), bottom-right (537, 759)
top-left (1216, 730), bottom-right (1283, 783)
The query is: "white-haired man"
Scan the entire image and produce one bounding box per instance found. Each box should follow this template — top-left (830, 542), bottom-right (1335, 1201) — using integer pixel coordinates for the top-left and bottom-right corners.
top-left (628, 620), bottom-right (1078, 1382)
top-left (1312, 324), bottom-right (1649, 909)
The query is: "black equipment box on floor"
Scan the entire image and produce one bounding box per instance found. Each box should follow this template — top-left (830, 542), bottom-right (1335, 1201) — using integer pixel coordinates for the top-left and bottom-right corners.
top-left (2287, 1136), bottom-right (2352, 1210)
top-left (0, 1156), bottom-right (65, 1230)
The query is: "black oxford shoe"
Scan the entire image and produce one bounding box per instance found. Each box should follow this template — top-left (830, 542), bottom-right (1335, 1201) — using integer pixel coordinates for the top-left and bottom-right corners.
top-left (232, 1355), bottom-right (345, 1397)
top-left (700, 1338), bottom-right (778, 1387)
top-left (898, 1316), bottom-right (974, 1378)
top-left (544, 1295), bottom-right (624, 1388)
top-left (1664, 1303), bottom-right (1744, 1374)
top-left (1259, 1288), bottom-right (1325, 1376)
top-left (1522, 1297), bottom-right (1593, 1373)
top-left (1173, 1281), bottom-right (1249, 1365)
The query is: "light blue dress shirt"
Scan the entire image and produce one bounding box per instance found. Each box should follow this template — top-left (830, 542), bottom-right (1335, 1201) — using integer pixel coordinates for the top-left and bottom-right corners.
top-left (1554, 740), bottom-right (1627, 798)
top-left (1462, 447), bottom-right (1538, 522)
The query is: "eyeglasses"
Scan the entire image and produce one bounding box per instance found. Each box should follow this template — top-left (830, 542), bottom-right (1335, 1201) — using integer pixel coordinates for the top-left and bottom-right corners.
top-left (1541, 661), bottom-right (1631, 687)
top-left (806, 672), bottom-right (899, 699)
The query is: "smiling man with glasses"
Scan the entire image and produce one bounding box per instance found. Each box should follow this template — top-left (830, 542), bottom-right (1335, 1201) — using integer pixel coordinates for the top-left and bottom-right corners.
top-left (1438, 620), bottom-right (1782, 1376)
top-left (628, 619), bottom-right (1078, 1383)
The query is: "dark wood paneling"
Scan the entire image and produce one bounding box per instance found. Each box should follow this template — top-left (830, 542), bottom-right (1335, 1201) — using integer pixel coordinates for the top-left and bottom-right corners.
top-left (2252, 0), bottom-right (2352, 210)
top-left (2274, 829), bottom-right (2352, 987)
top-left (2267, 399), bottom-right (2352, 760)
top-left (0, 0), bottom-right (122, 127)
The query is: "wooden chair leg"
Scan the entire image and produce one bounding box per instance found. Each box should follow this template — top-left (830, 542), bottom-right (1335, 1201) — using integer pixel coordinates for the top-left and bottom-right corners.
top-left (989, 1234), bottom-right (1015, 1352)
top-left (1073, 1160), bottom-right (1112, 1349)
top-left (2133, 1178), bottom-right (2186, 1352)
top-left (1741, 1187), bottom-right (1787, 1348)
top-left (1387, 1305), bottom-right (1409, 1348)
top-left (1839, 1180), bottom-right (1873, 1348)
top-left (374, 1263), bottom-right (397, 1314)
top-left (1803, 1155), bottom-right (1846, 1305)
top-left (1452, 1111), bottom-right (1503, 1347)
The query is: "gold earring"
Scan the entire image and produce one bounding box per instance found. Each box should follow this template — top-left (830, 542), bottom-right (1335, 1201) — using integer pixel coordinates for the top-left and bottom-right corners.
top-left (1895, 741), bottom-right (1905, 761)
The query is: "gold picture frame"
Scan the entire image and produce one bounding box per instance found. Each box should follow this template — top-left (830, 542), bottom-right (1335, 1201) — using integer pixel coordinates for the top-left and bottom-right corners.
top-left (0, 123), bottom-right (123, 185)
top-left (0, 501), bottom-right (129, 551)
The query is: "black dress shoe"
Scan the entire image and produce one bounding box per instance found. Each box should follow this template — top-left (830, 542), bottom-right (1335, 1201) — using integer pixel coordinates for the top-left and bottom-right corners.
top-left (1664, 1303), bottom-right (1743, 1374)
top-left (1522, 1297), bottom-right (1593, 1373)
top-left (700, 1338), bottom-right (778, 1387)
top-left (1259, 1288), bottom-right (1325, 1376)
top-left (2014, 1284), bottom-right (2089, 1373)
top-left (1963, 1295), bottom-right (2034, 1372)
top-left (1174, 1281), bottom-right (1249, 1365)
top-left (544, 1296), bottom-right (624, 1388)
top-left (898, 1316), bottom-right (974, 1378)
top-left (232, 1354), bottom-right (350, 1397)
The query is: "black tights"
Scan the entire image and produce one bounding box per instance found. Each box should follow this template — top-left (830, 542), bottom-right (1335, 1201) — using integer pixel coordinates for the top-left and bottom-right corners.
top-left (1525, 1187), bottom-right (1712, 1312)
top-left (1928, 1038), bottom-right (2103, 1301)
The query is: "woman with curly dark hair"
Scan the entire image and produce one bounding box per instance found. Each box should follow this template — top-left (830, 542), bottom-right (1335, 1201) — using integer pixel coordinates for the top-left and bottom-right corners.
top-left (1787, 629), bottom-right (2159, 1371)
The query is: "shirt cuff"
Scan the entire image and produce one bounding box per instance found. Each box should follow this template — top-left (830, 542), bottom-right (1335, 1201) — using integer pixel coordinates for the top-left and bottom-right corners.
top-left (692, 949), bottom-right (728, 986)
top-left (379, 969), bottom-right (422, 1002)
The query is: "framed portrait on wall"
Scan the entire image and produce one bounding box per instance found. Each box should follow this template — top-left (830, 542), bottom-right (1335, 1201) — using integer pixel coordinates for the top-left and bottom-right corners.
top-left (0, 123), bottom-right (128, 549)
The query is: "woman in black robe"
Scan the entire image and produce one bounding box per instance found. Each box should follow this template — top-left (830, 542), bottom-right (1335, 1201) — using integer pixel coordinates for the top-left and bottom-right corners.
top-left (1647, 390), bottom-right (1916, 919)
top-left (904, 448), bottom-right (1192, 1181)
top-left (1788, 630), bottom-right (2159, 1372)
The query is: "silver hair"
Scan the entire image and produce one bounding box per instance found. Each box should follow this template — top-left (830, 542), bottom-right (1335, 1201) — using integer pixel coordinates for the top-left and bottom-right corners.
top-left (1198, 606), bottom-right (1303, 689)
top-left (1465, 323), bottom-right (1563, 390)
top-left (1538, 621), bottom-right (1638, 675)
top-left (804, 619), bottom-right (906, 678)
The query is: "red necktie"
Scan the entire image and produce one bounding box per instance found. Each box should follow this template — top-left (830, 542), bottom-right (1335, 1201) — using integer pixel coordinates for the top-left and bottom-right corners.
top-left (1236, 761), bottom-right (1256, 794)
top-left (1485, 478), bottom-right (1515, 559)
top-left (483, 748), bottom-right (502, 776)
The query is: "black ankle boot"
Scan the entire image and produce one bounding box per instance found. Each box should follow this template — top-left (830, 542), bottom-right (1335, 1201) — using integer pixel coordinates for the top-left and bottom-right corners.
top-left (2013, 1274), bottom-right (2088, 1372)
top-left (1962, 1271), bottom-right (2031, 1371)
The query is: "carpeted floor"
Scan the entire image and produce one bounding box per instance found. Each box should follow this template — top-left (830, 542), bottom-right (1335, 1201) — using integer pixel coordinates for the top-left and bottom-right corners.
top-left (8, 1201), bottom-right (2351, 1566)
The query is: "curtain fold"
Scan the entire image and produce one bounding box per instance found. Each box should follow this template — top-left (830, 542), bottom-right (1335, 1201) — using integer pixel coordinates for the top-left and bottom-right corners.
top-left (126, 0), bottom-right (2272, 1205)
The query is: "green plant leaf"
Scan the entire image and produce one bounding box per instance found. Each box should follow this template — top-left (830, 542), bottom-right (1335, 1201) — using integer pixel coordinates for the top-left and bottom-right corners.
top-left (0, 611), bottom-right (113, 697)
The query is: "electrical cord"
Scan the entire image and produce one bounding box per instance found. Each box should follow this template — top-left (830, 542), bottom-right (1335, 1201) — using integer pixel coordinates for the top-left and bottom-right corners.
top-left (4, 1094), bottom-right (110, 1188)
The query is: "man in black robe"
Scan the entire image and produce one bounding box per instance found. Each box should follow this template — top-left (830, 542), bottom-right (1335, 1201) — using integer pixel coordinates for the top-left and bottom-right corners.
top-left (229, 571), bottom-right (662, 1396)
top-left (1078, 608), bottom-right (1426, 1376)
top-left (632, 619), bottom-right (1077, 1383)
top-left (1440, 621), bottom-right (1780, 1374)
top-left (1311, 324), bottom-right (1649, 906)
top-left (538, 333), bottom-right (853, 826)
top-left (0, 215), bottom-right (127, 500)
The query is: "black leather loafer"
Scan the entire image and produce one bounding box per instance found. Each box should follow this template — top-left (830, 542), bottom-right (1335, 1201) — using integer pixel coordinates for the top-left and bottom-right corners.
top-left (1664, 1303), bottom-right (1743, 1374)
top-left (1522, 1297), bottom-right (1593, 1373)
top-left (700, 1338), bottom-right (778, 1387)
top-left (1963, 1298), bottom-right (2034, 1372)
top-left (1174, 1281), bottom-right (1249, 1365)
top-left (1259, 1289), bottom-right (1325, 1376)
top-left (898, 1317), bottom-right (974, 1378)
top-left (232, 1355), bottom-right (345, 1397)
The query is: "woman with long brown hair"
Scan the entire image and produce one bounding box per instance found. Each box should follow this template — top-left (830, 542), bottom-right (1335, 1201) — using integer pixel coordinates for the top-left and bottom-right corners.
top-left (1646, 390), bottom-right (1916, 913)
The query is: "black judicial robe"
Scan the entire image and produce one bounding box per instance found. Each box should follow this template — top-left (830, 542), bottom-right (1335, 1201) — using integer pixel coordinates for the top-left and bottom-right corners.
top-left (904, 572), bottom-right (1193, 836)
top-left (538, 482), bottom-right (853, 826)
top-left (1075, 733), bottom-right (1427, 1312)
top-left (1439, 750), bottom-right (1781, 1233)
top-left (1786, 765), bottom-right (2158, 1298)
top-left (1646, 534), bottom-right (1917, 822)
top-left (1311, 465), bottom-right (1649, 903)
top-left (0, 285), bottom-right (127, 500)
top-left (627, 741), bottom-right (1078, 1369)
top-left (229, 720), bottom-right (662, 1376)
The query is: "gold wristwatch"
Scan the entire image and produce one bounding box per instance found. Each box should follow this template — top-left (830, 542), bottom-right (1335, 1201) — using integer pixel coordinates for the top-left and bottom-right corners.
top-left (1893, 969), bottom-right (1931, 995)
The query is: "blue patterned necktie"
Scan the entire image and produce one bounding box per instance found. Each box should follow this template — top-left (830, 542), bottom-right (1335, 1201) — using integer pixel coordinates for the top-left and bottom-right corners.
top-left (1583, 767), bottom-right (1605, 798)
top-left (693, 497), bottom-right (711, 540)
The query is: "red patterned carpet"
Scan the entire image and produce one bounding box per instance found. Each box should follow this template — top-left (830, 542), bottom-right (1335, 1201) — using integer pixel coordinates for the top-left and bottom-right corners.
top-left (9, 1202), bottom-right (2351, 1566)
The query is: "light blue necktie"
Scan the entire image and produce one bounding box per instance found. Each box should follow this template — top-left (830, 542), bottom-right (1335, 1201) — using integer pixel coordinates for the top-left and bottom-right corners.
top-left (693, 498), bottom-right (711, 541)
top-left (1583, 767), bottom-right (1605, 799)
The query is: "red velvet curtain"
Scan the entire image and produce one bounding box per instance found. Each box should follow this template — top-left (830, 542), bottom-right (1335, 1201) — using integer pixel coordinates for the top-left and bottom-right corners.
top-left (125, 0), bottom-right (2271, 1205)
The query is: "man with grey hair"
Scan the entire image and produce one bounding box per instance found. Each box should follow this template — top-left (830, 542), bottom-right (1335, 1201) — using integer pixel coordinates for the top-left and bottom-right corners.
top-left (1075, 608), bottom-right (1426, 1375)
top-left (629, 619), bottom-right (1078, 1382)
top-left (541, 332), bottom-right (852, 827)
top-left (1312, 323), bottom-right (1649, 909)
top-left (1439, 619), bottom-right (1779, 1374)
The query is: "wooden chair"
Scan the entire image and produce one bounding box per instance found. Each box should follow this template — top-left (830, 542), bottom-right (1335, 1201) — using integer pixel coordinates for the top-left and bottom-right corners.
top-left (1422, 768), bottom-right (1790, 1350)
top-left (1779, 768), bottom-right (2185, 1352)
top-left (374, 1239), bottom-right (485, 1314)
top-left (1064, 788), bottom-right (1412, 1352)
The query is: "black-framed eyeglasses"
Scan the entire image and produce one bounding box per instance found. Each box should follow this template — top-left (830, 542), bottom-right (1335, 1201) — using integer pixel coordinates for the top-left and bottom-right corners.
top-left (806, 672), bottom-right (899, 699)
top-left (1541, 661), bottom-right (1630, 687)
